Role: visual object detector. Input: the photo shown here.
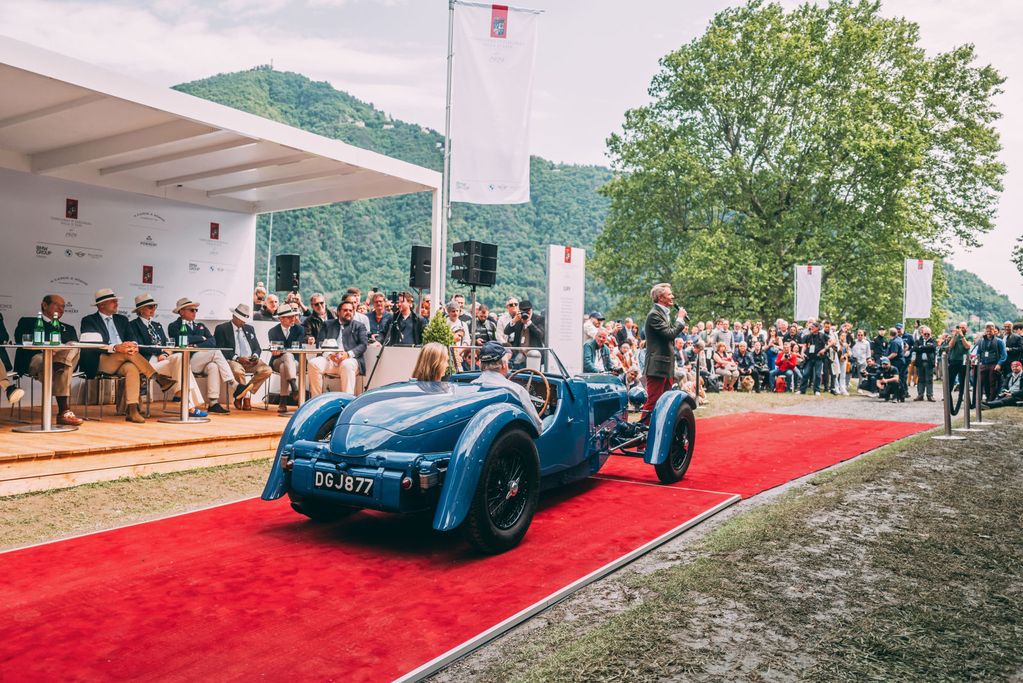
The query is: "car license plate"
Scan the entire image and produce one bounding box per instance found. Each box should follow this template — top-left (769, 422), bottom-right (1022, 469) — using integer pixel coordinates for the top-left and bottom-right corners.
top-left (313, 469), bottom-right (374, 496)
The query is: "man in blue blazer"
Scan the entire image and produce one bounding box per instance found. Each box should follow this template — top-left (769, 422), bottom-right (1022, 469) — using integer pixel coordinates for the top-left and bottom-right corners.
top-left (309, 299), bottom-right (368, 396)
top-left (268, 302), bottom-right (305, 413)
top-left (214, 303), bottom-right (272, 410)
top-left (169, 296), bottom-right (236, 414)
top-left (130, 294), bottom-right (205, 416)
top-left (80, 289), bottom-right (173, 423)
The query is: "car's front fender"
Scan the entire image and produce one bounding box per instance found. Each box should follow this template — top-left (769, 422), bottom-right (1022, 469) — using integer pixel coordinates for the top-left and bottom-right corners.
top-left (644, 390), bottom-right (697, 466)
top-left (432, 403), bottom-right (539, 532)
top-left (261, 392), bottom-right (355, 500)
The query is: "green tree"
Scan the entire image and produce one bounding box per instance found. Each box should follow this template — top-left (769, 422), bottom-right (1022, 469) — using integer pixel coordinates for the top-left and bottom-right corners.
top-left (1013, 236), bottom-right (1023, 280)
top-left (594, 0), bottom-right (1005, 329)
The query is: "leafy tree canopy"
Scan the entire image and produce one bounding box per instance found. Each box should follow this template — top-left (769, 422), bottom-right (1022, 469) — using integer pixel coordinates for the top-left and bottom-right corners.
top-left (594, 0), bottom-right (1005, 331)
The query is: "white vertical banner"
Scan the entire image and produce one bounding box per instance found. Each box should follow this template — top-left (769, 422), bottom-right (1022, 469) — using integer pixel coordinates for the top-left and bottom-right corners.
top-left (546, 245), bottom-right (585, 375)
top-left (903, 258), bottom-right (934, 320)
top-left (450, 2), bottom-right (539, 204)
top-left (794, 264), bottom-right (823, 321)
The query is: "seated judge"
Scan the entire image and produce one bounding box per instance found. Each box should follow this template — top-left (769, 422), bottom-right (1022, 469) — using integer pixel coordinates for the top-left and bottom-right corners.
top-left (0, 312), bottom-right (25, 406)
top-left (13, 295), bottom-right (83, 425)
top-left (268, 303), bottom-right (304, 413)
top-left (129, 294), bottom-right (206, 418)
top-left (80, 289), bottom-right (174, 423)
top-left (170, 297), bottom-right (236, 414)
top-left (214, 303), bottom-right (272, 411)
top-left (308, 299), bottom-right (368, 396)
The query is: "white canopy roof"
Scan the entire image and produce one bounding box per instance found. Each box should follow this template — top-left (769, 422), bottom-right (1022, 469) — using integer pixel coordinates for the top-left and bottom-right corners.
top-left (0, 35), bottom-right (441, 214)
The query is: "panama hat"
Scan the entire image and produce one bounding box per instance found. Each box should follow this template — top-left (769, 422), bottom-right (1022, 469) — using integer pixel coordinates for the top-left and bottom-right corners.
top-left (93, 288), bottom-right (118, 306)
top-left (276, 303), bottom-right (300, 318)
top-left (133, 294), bottom-right (157, 311)
top-left (230, 303), bottom-right (251, 322)
top-left (173, 297), bottom-right (199, 314)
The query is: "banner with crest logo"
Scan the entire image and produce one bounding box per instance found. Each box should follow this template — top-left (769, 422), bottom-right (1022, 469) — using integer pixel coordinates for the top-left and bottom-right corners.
top-left (794, 264), bottom-right (823, 321)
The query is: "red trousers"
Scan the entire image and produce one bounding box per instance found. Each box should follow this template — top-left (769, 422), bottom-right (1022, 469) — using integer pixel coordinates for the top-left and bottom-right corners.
top-left (641, 375), bottom-right (673, 421)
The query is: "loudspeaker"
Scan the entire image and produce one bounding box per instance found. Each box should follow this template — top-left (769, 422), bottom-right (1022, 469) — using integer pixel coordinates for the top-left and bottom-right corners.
top-left (275, 254), bottom-right (300, 292)
top-left (452, 240), bottom-right (498, 287)
top-left (409, 245), bottom-right (431, 289)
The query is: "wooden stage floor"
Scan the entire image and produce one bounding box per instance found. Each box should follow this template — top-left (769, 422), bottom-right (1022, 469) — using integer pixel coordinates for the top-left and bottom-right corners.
top-left (0, 404), bottom-right (287, 496)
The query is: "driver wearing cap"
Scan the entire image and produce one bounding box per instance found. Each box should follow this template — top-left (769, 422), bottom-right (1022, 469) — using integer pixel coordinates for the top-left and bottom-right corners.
top-left (472, 341), bottom-right (543, 432)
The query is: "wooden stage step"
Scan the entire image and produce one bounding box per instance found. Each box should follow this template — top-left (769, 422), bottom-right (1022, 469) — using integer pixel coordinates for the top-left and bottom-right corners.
top-left (0, 405), bottom-right (287, 496)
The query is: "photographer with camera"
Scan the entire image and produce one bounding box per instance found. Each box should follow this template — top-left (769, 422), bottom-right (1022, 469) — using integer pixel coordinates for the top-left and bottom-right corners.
top-left (940, 322), bottom-right (972, 393)
top-left (385, 291), bottom-right (423, 346)
top-left (504, 299), bottom-right (545, 369)
top-left (367, 291), bottom-right (394, 345)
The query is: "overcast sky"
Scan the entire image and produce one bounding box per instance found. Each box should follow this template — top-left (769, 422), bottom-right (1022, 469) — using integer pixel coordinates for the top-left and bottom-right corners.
top-left (2, 0), bottom-right (1020, 307)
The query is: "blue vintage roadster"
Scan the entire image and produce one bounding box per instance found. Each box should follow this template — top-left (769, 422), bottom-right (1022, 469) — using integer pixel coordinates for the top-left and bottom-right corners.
top-left (262, 350), bottom-right (696, 553)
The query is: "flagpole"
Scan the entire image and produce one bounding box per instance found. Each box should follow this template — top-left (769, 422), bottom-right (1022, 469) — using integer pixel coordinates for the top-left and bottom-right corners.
top-left (440, 0), bottom-right (456, 305)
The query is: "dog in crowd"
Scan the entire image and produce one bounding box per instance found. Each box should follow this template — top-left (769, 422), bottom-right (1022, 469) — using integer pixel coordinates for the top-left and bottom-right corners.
top-left (907, 359), bottom-right (917, 387)
top-left (738, 375), bottom-right (755, 392)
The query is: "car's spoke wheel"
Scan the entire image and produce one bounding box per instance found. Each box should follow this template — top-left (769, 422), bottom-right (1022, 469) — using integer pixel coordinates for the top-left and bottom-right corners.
top-left (465, 428), bottom-right (539, 553)
top-left (654, 404), bottom-right (696, 484)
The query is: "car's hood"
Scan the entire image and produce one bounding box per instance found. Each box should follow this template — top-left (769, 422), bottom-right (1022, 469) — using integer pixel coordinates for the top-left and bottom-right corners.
top-left (329, 380), bottom-right (514, 455)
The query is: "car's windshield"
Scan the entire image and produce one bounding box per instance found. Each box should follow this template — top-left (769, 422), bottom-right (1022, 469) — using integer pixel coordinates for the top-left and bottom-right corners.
top-left (447, 345), bottom-right (571, 378)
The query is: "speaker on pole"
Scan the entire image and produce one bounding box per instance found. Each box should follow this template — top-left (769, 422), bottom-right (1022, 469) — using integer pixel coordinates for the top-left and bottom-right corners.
top-left (275, 254), bottom-right (300, 292)
top-left (451, 240), bottom-right (498, 287)
top-left (409, 245), bottom-right (431, 289)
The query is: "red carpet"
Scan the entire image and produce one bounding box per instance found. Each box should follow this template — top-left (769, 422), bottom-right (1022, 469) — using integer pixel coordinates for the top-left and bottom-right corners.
top-left (599, 412), bottom-right (935, 497)
top-left (0, 412), bottom-right (933, 682)
top-left (0, 480), bottom-right (732, 682)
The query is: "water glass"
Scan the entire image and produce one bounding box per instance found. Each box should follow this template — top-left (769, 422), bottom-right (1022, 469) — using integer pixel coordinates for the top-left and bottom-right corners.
top-left (21, 334), bottom-right (32, 346)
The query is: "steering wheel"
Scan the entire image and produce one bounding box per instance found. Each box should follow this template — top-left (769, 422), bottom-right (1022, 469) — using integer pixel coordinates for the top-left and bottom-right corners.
top-left (508, 367), bottom-right (552, 418)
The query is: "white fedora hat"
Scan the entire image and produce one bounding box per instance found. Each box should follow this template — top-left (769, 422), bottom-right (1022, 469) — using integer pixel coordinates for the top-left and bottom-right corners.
top-left (134, 294), bottom-right (158, 311)
top-left (230, 303), bottom-right (251, 321)
top-left (173, 297), bottom-right (199, 314)
top-left (94, 288), bottom-right (118, 306)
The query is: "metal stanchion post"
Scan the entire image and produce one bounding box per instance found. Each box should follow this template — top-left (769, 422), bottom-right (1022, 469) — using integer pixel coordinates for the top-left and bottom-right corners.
top-left (955, 359), bottom-right (985, 433)
top-left (975, 361), bottom-right (997, 426)
top-left (933, 352), bottom-right (964, 441)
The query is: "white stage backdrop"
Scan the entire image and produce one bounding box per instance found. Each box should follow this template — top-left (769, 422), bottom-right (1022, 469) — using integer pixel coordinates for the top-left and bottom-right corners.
top-left (546, 245), bottom-right (585, 375)
top-left (0, 168), bottom-right (256, 331)
top-left (794, 264), bottom-right (823, 321)
top-left (450, 1), bottom-right (539, 205)
top-left (903, 258), bottom-right (934, 320)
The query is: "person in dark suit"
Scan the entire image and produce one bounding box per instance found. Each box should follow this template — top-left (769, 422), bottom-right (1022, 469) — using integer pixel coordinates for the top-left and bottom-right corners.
top-left (214, 303), bottom-right (272, 410)
top-left (583, 328), bottom-right (613, 373)
top-left (640, 283), bottom-right (687, 421)
top-left (367, 292), bottom-right (394, 345)
top-left (169, 297), bottom-right (235, 414)
top-left (0, 312), bottom-right (25, 406)
top-left (129, 294), bottom-right (206, 416)
top-left (503, 299), bottom-right (546, 368)
top-left (80, 289), bottom-right (173, 423)
top-left (267, 303), bottom-right (305, 413)
top-left (385, 291), bottom-right (423, 346)
top-left (301, 292), bottom-right (335, 345)
top-left (13, 295), bottom-right (83, 424)
top-left (309, 299), bottom-right (368, 396)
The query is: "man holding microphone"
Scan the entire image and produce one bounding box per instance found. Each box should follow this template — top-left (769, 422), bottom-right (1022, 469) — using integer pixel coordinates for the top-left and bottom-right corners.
top-left (640, 283), bottom-right (687, 421)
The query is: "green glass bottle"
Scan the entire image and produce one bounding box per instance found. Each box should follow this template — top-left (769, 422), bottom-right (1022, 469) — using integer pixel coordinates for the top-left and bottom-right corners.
top-left (50, 317), bottom-right (61, 346)
top-left (178, 321), bottom-right (189, 348)
top-left (33, 312), bottom-right (44, 345)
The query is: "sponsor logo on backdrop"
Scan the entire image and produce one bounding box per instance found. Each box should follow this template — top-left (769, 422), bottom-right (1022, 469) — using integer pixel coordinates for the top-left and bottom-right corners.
top-left (37, 242), bottom-right (103, 260)
top-left (0, 294), bottom-right (12, 313)
top-left (50, 276), bottom-right (89, 288)
top-left (65, 248), bottom-right (74, 258)
top-left (65, 198), bottom-right (79, 219)
top-left (564, 246), bottom-right (572, 264)
top-left (36, 244), bottom-right (52, 258)
top-left (490, 5), bottom-right (508, 38)
top-left (132, 211), bottom-right (165, 223)
top-left (189, 262), bottom-right (201, 273)
top-left (209, 222), bottom-right (220, 240)
top-left (142, 265), bottom-right (154, 284)
top-left (199, 288), bottom-right (226, 299)
top-left (140, 235), bottom-right (158, 247)
top-left (62, 299), bottom-right (81, 315)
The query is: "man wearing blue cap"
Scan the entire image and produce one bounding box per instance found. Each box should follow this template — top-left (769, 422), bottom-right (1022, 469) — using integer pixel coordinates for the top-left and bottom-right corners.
top-left (472, 341), bottom-right (542, 432)
top-left (876, 357), bottom-right (903, 402)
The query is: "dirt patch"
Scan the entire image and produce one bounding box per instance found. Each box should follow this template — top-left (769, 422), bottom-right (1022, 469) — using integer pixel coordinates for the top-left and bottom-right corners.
top-left (431, 410), bottom-right (1023, 682)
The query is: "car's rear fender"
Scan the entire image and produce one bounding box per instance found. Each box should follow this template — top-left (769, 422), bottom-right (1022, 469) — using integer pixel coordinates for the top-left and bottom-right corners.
top-left (432, 403), bottom-right (539, 532)
top-left (644, 390), bottom-right (697, 466)
top-left (261, 392), bottom-right (355, 500)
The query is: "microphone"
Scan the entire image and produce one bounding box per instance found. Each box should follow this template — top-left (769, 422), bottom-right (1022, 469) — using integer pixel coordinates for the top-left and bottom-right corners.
top-left (672, 302), bottom-right (689, 324)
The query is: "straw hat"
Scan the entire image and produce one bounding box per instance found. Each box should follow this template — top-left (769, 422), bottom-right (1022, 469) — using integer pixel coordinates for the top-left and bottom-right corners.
top-left (93, 288), bottom-right (118, 306)
top-left (173, 297), bottom-right (199, 314)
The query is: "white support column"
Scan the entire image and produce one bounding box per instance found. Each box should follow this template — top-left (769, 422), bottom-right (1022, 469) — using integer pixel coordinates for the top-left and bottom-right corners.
top-left (430, 188), bottom-right (446, 307)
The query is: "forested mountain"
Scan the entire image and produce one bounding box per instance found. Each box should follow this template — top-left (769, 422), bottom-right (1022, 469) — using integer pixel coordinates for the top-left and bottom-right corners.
top-left (943, 263), bottom-right (1021, 326)
top-left (174, 67), bottom-right (612, 311)
top-left (174, 67), bottom-right (1018, 324)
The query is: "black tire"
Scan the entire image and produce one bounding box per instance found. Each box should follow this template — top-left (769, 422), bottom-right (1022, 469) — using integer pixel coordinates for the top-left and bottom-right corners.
top-left (288, 493), bottom-right (356, 522)
top-left (315, 415), bottom-right (338, 442)
top-left (464, 428), bottom-right (540, 554)
top-left (654, 404), bottom-right (696, 484)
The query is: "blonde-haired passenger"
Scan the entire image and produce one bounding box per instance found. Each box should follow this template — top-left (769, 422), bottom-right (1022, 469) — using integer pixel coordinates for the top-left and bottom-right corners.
top-left (412, 342), bottom-right (449, 382)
